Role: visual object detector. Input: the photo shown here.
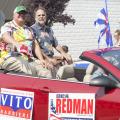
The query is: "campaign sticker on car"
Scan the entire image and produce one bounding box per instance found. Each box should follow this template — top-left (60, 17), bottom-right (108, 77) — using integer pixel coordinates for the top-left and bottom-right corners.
top-left (0, 88), bottom-right (34, 120)
top-left (49, 93), bottom-right (95, 120)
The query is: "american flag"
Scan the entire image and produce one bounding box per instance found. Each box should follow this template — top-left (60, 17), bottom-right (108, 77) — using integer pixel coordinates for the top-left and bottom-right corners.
top-left (94, 0), bottom-right (113, 47)
top-left (50, 99), bottom-right (61, 120)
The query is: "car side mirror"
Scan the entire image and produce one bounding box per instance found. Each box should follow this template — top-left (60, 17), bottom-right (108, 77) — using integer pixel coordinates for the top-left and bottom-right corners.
top-left (89, 75), bottom-right (119, 88)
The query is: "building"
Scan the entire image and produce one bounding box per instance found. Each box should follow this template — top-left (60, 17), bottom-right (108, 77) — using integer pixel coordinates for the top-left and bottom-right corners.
top-left (53, 0), bottom-right (120, 59)
top-left (0, 0), bottom-right (120, 59)
top-left (0, 0), bottom-right (21, 22)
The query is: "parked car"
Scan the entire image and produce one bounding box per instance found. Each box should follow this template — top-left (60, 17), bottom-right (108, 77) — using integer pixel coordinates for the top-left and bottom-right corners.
top-left (0, 47), bottom-right (120, 120)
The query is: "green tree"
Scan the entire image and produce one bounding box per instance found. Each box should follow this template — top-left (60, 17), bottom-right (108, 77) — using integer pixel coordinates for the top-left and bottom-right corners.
top-left (20, 0), bottom-right (75, 26)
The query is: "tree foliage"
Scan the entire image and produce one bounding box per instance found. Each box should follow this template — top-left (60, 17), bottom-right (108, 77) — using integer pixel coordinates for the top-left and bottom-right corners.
top-left (20, 0), bottom-right (75, 26)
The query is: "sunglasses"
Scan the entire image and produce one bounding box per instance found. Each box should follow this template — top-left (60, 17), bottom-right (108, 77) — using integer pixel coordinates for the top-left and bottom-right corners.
top-left (17, 11), bottom-right (27, 15)
top-left (38, 14), bottom-right (46, 17)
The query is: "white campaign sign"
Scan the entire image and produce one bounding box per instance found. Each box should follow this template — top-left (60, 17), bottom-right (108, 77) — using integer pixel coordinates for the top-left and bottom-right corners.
top-left (0, 88), bottom-right (34, 120)
top-left (49, 93), bottom-right (95, 120)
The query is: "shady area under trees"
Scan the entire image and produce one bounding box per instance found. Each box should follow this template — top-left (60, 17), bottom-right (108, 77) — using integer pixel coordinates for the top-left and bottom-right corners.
top-left (20, 0), bottom-right (75, 26)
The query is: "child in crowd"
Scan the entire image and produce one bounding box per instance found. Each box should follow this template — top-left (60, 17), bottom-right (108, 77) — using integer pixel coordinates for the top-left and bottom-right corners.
top-left (62, 45), bottom-right (73, 65)
top-left (114, 29), bottom-right (120, 47)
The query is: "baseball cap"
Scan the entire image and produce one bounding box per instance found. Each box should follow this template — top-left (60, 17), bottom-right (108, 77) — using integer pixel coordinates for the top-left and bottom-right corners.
top-left (14, 5), bottom-right (27, 13)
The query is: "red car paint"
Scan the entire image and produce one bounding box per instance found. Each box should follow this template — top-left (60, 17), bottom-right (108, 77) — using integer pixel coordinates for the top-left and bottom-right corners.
top-left (0, 47), bottom-right (120, 120)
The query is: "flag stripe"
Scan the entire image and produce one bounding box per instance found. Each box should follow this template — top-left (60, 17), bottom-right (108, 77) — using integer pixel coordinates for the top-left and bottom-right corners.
top-left (94, 2), bottom-right (113, 47)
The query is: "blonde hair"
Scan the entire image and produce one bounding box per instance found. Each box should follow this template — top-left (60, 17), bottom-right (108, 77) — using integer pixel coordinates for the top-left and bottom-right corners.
top-left (115, 29), bottom-right (120, 36)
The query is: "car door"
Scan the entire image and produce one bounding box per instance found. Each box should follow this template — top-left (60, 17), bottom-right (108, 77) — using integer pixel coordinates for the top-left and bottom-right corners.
top-left (80, 49), bottom-right (120, 120)
top-left (0, 72), bottom-right (104, 120)
top-left (96, 87), bottom-right (120, 120)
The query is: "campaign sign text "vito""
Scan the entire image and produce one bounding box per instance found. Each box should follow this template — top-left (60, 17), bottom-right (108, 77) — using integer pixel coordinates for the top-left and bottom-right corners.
top-left (0, 88), bottom-right (34, 120)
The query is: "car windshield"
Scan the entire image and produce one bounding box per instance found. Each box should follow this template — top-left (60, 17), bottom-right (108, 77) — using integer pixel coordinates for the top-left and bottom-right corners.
top-left (101, 49), bottom-right (120, 70)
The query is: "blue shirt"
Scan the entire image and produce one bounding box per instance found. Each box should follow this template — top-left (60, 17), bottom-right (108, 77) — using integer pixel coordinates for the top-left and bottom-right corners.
top-left (31, 23), bottom-right (58, 57)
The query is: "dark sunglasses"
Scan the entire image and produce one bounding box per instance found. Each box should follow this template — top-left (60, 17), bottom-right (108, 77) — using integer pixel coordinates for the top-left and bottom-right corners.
top-left (18, 11), bottom-right (27, 15)
top-left (38, 14), bottom-right (45, 17)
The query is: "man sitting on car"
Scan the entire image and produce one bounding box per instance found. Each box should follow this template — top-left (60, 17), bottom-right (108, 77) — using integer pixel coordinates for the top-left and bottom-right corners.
top-left (31, 6), bottom-right (72, 68)
top-left (0, 5), bottom-right (53, 78)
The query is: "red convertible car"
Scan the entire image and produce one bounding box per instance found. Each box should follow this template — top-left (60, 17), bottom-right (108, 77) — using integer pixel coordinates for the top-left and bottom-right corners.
top-left (0, 47), bottom-right (120, 120)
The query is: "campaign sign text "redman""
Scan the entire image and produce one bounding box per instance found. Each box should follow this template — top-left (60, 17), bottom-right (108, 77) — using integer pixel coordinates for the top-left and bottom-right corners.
top-left (0, 88), bottom-right (34, 120)
top-left (49, 93), bottom-right (95, 120)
